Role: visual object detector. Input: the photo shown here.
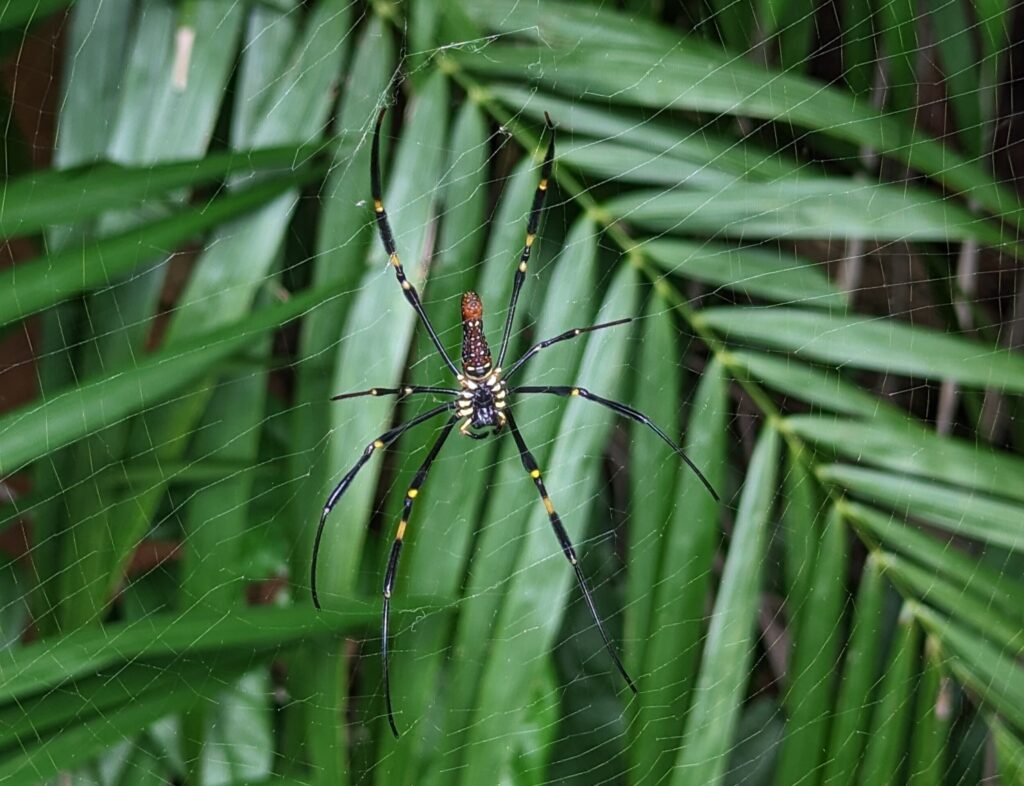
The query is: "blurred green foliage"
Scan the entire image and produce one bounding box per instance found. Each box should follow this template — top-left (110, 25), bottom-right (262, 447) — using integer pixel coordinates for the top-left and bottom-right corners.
top-left (1, 1), bottom-right (1022, 784)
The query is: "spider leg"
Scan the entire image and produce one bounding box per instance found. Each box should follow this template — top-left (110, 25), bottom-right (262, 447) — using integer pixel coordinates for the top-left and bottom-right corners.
top-left (331, 385), bottom-right (459, 401)
top-left (311, 402), bottom-right (454, 610)
top-left (382, 414), bottom-right (459, 738)
top-left (372, 108), bottom-right (460, 377)
top-left (504, 410), bottom-right (637, 695)
top-left (503, 318), bottom-right (632, 380)
top-left (495, 114), bottom-right (556, 369)
top-left (512, 386), bottom-right (720, 502)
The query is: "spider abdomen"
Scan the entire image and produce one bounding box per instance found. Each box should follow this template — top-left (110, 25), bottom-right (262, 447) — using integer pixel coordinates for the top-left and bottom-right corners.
top-left (461, 291), bottom-right (492, 378)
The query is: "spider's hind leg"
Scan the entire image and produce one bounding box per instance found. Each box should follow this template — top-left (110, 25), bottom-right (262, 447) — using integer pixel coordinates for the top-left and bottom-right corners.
top-left (371, 108), bottom-right (460, 377)
top-left (331, 385), bottom-right (459, 401)
top-left (495, 116), bottom-right (557, 368)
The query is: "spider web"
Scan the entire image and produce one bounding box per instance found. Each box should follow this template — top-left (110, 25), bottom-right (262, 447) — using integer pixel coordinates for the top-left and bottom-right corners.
top-left (0, 1), bottom-right (1021, 785)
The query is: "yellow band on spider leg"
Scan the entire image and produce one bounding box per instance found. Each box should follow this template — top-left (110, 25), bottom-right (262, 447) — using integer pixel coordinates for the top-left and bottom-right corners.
top-left (397, 520), bottom-right (407, 540)
top-left (543, 496), bottom-right (555, 515)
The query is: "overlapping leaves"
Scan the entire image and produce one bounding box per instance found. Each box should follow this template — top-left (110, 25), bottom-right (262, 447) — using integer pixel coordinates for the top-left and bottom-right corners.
top-left (4, 0), bottom-right (1023, 784)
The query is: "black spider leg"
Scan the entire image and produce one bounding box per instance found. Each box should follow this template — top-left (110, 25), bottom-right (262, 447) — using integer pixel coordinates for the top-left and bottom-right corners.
top-left (372, 108), bottom-right (460, 377)
top-left (503, 318), bottom-right (633, 381)
top-left (382, 414), bottom-right (459, 738)
top-left (504, 410), bottom-right (638, 695)
top-left (495, 113), bottom-right (556, 369)
top-left (310, 402), bottom-right (454, 610)
top-left (512, 386), bottom-right (720, 502)
top-left (331, 386), bottom-right (459, 401)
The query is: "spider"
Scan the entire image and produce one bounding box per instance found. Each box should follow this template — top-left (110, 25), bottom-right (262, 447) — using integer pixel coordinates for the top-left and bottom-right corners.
top-left (311, 107), bottom-right (719, 738)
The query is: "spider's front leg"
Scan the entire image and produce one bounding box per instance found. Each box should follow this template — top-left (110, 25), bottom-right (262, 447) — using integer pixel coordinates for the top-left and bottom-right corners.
top-left (381, 415), bottom-right (459, 738)
top-left (310, 401), bottom-right (454, 610)
top-left (503, 410), bottom-right (638, 694)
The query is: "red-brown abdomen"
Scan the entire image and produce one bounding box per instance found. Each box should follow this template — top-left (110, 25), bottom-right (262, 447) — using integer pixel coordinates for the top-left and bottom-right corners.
top-left (461, 291), bottom-right (492, 377)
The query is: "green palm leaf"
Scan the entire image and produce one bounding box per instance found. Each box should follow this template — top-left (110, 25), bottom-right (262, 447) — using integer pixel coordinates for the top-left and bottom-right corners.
top-left (5, 1), bottom-right (1022, 783)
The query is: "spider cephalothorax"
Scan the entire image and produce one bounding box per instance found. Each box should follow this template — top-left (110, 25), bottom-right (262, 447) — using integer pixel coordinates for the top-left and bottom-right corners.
top-left (456, 370), bottom-right (507, 436)
top-left (311, 106), bottom-right (719, 739)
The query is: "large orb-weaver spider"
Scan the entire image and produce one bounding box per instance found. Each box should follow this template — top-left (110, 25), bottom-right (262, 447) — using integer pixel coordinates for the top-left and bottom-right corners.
top-left (311, 107), bottom-right (719, 737)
